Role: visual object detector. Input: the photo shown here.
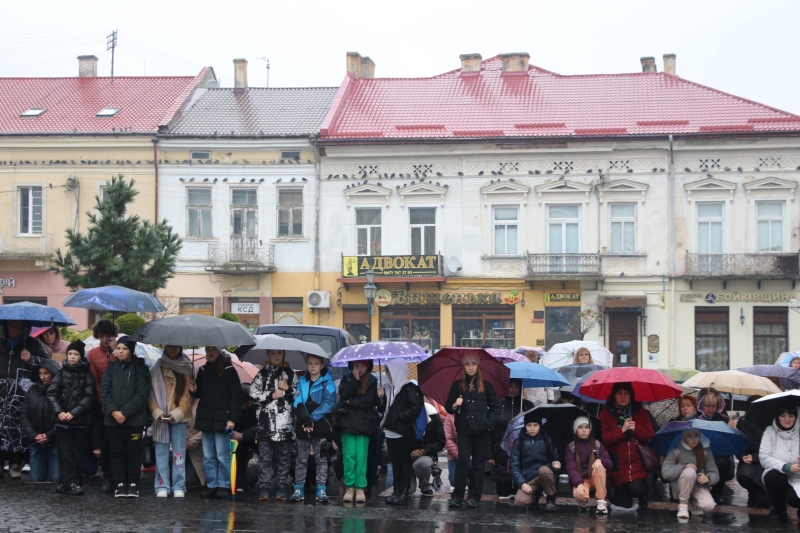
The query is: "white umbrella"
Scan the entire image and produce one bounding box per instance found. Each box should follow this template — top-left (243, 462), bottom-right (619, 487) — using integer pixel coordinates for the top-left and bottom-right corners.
top-left (542, 340), bottom-right (613, 369)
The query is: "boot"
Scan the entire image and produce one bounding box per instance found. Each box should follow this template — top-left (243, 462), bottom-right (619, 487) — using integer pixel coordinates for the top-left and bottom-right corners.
top-left (343, 487), bottom-right (355, 502)
top-left (544, 494), bottom-right (556, 512)
top-left (101, 476), bottom-right (112, 493)
top-left (289, 484), bottom-right (304, 502)
top-left (355, 488), bottom-right (366, 503)
top-left (386, 485), bottom-right (403, 505)
top-left (316, 485), bottom-right (329, 503)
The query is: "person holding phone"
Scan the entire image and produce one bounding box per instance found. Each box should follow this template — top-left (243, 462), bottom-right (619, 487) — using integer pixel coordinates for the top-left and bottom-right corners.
top-left (149, 345), bottom-right (193, 498)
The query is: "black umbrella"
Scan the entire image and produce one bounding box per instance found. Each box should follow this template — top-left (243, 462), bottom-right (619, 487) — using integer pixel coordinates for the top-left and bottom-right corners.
top-left (501, 404), bottom-right (602, 458)
top-left (127, 314), bottom-right (255, 347)
top-left (745, 390), bottom-right (800, 431)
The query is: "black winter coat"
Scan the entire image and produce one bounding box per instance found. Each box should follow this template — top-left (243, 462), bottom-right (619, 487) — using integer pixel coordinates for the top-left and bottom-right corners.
top-left (381, 382), bottom-right (423, 440)
top-left (415, 412), bottom-right (445, 459)
top-left (445, 378), bottom-right (500, 436)
top-left (47, 359), bottom-right (95, 428)
top-left (192, 358), bottom-right (242, 432)
top-left (101, 357), bottom-right (151, 427)
top-left (491, 395), bottom-right (534, 483)
top-left (235, 403), bottom-right (258, 445)
top-left (337, 373), bottom-right (379, 436)
top-left (509, 429), bottom-right (559, 486)
top-left (21, 358), bottom-right (61, 442)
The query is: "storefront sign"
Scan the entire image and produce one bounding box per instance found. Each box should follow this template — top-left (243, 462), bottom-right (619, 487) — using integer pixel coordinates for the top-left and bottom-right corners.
top-left (385, 290), bottom-right (512, 306)
top-left (536, 339), bottom-right (545, 347)
top-left (375, 289), bottom-right (392, 307)
top-left (545, 293), bottom-right (581, 303)
top-left (680, 294), bottom-right (703, 302)
top-left (0, 278), bottom-right (15, 294)
top-left (342, 255), bottom-right (439, 278)
top-left (232, 302), bottom-right (260, 314)
top-left (682, 292), bottom-right (797, 304)
top-left (647, 335), bottom-right (659, 353)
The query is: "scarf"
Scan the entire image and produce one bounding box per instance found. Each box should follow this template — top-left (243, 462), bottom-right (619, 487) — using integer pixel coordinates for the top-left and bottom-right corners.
top-left (150, 351), bottom-right (193, 443)
top-left (609, 403), bottom-right (632, 428)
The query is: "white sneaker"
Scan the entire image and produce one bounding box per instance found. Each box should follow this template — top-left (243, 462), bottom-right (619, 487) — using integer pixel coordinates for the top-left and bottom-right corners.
top-left (173, 490), bottom-right (185, 498)
top-left (677, 503), bottom-right (690, 519)
top-left (596, 499), bottom-right (608, 515)
top-left (156, 490), bottom-right (168, 498)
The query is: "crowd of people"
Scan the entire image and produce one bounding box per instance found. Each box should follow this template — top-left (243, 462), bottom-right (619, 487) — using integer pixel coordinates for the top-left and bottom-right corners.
top-left (2, 319), bottom-right (800, 522)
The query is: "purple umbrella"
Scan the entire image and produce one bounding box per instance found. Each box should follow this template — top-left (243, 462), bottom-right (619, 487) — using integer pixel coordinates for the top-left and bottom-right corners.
top-left (329, 341), bottom-right (430, 368)
top-left (486, 348), bottom-right (529, 363)
top-left (738, 365), bottom-right (800, 391)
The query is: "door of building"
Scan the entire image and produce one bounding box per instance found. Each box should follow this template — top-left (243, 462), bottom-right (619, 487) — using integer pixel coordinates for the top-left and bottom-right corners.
top-left (608, 312), bottom-right (639, 367)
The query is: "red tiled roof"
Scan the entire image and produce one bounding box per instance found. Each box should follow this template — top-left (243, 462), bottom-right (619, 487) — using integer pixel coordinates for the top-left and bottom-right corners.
top-left (320, 56), bottom-right (800, 141)
top-left (0, 68), bottom-right (210, 134)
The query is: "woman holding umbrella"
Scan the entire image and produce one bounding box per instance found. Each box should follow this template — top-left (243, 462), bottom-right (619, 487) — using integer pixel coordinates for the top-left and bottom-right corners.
top-left (490, 378), bottom-right (533, 498)
top-left (599, 383), bottom-right (655, 510)
top-left (446, 350), bottom-right (501, 509)
top-left (759, 401), bottom-right (800, 523)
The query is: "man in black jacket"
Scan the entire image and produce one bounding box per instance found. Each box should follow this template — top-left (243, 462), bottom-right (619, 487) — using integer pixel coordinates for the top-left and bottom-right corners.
top-left (22, 357), bottom-right (61, 483)
top-left (409, 401), bottom-right (445, 496)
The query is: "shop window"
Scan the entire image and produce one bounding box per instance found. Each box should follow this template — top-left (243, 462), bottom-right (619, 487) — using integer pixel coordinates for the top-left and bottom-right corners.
top-left (344, 307), bottom-right (370, 344)
top-left (410, 208), bottom-right (436, 256)
top-left (544, 307), bottom-right (581, 350)
top-left (697, 203), bottom-right (723, 254)
top-left (273, 299), bottom-right (303, 324)
top-left (277, 188), bottom-right (303, 237)
top-left (18, 186), bottom-right (43, 235)
top-left (380, 307), bottom-right (439, 352)
top-left (753, 307), bottom-right (788, 365)
top-left (356, 208), bottom-right (381, 256)
top-left (547, 205), bottom-right (580, 254)
top-left (609, 203), bottom-right (635, 253)
top-left (757, 202), bottom-right (783, 252)
top-left (180, 298), bottom-right (214, 316)
top-left (695, 308), bottom-right (729, 371)
top-left (186, 188), bottom-right (213, 238)
top-left (453, 307), bottom-right (515, 349)
top-left (493, 206), bottom-right (519, 255)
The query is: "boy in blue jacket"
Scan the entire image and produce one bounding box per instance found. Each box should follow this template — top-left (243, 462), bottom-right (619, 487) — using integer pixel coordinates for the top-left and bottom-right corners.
top-left (510, 410), bottom-right (561, 511)
top-left (290, 354), bottom-right (336, 503)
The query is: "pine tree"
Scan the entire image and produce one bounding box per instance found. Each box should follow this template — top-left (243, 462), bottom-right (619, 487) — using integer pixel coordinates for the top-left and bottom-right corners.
top-left (50, 175), bottom-right (182, 293)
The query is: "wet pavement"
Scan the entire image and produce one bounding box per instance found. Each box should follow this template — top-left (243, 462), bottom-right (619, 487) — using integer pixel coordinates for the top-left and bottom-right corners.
top-left (0, 470), bottom-right (792, 533)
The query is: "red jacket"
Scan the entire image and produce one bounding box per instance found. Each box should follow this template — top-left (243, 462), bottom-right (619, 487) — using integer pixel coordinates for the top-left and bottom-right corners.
top-left (87, 345), bottom-right (116, 406)
top-left (599, 407), bottom-right (654, 488)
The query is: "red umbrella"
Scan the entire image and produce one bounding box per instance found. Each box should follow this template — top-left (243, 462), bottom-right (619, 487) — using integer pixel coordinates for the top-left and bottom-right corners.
top-left (577, 367), bottom-right (683, 403)
top-left (417, 347), bottom-right (510, 407)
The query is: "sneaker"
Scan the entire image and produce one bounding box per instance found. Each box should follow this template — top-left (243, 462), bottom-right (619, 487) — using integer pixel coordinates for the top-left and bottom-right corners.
top-left (54, 484), bottom-right (65, 494)
top-left (449, 486), bottom-right (455, 494)
top-left (355, 488), bottom-right (366, 503)
top-left (173, 490), bottom-right (185, 498)
top-left (544, 495), bottom-right (556, 512)
top-left (156, 490), bottom-right (168, 498)
top-left (21, 464), bottom-right (30, 473)
top-left (677, 503), bottom-right (689, 519)
top-left (68, 483), bottom-right (84, 496)
top-left (343, 488), bottom-right (355, 502)
top-left (316, 485), bottom-right (329, 503)
top-left (448, 498), bottom-right (462, 508)
top-left (690, 501), bottom-right (704, 516)
top-left (114, 483), bottom-right (127, 498)
top-left (465, 499), bottom-right (479, 509)
top-left (275, 489), bottom-right (286, 501)
top-left (8, 465), bottom-right (21, 480)
top-left (290, 485), bottom-right (304, 502)
top-left (127, 483), bottom-right (139, 498)
top-left (596, 499), bottom-right (608, 515)
top-left (421, 489), bottom-right (434, 497)
top-left (101, 477), bottom-right (113, 493)
top-left (201, 487), bottom-right (218, 499)
top-left (579, 502), bottom-right (589, 512)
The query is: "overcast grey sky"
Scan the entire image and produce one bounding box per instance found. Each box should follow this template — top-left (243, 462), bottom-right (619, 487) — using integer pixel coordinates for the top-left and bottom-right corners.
top-left (3, 0), bottom-right (799, 114)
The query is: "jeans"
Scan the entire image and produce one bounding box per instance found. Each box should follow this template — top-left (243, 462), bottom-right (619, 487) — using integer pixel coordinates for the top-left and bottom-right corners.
top-left (201, 431), bottom-right (231, 489)
top-left (108, 425), bottom-right (144, 485)
top-left (295, 438), bottom-right (328, 486)
top-left (29, 442), bottom-right (59, 483)
top-left (409, 455), bottom-right (433, 493)
top-left (258, 439), bottom-right (292, 491)
top-left (56, 427), bottom-right (87, 486)
top-left (154, 422), bottom-right (188, 493)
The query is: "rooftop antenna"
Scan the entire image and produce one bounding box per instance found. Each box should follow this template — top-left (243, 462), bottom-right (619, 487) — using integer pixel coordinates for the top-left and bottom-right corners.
top-left (260, 57), bottom-right (270, 87)
top-left (107, 30), bottom-right (118, 82)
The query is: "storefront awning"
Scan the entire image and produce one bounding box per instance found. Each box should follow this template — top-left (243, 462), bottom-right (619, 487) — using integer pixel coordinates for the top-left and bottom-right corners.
top-left (599, 296), bottom-right (647, 312)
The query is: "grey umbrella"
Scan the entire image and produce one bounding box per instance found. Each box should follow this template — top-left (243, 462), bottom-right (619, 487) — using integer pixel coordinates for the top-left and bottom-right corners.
top-left (241, 334), bottom-right (329, 370)
top-left (127, 314), bottom-right (255, 347)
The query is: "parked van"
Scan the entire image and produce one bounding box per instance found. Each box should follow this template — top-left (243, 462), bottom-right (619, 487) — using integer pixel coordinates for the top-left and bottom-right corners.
top-left (253, 324), bottom-right (356, 357)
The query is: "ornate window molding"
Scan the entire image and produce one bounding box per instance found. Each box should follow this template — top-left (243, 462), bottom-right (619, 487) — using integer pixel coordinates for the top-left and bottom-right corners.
top-left (480, 179), bottom-right (531, 207)
top-left (398, 181), bottom-right (448, 207)
top-left (743, 176), bottom-right (796, 204)
top-left (597, 179), bottom-right (649, 204)
top-left (343, 183), bottom-right (392, 208)
top-left (534, 179), bottom-right (591, 204)
top-left (683, 177), bottom-right (737, 202)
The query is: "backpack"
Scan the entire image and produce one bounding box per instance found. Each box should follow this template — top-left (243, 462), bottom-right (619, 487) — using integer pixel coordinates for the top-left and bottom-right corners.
top-left (414, 405), bottom-right (428, 441)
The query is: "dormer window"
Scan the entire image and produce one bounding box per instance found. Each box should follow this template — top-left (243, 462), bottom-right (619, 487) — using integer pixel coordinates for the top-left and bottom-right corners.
top-left (20, 108), bottom-right (46, 117)
top-left (96, 108), bottom-right (121, 117)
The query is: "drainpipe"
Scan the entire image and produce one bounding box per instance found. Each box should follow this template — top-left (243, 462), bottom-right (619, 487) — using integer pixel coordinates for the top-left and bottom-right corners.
top-left (668, 135), bottom-right (676, 369)
top-left (152, 138), bottom-right (160, 222)
top-left (311, 135), bottom-right (321, 325)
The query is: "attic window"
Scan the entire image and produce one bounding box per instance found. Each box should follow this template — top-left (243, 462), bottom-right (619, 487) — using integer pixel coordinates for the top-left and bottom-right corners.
top-left (191, 151), bottom-right (211, 160)
top-left (280, 151), bottom-right (300, 160)
top-left (20, 108), bottom-right (46, 117)
top-left (96, 107), bottom-right (121, 117)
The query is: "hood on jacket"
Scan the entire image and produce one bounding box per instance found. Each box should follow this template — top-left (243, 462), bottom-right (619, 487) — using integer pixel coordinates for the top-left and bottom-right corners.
top-left (697, 390), bottom-right (726, 415)
top-left (385, 358), bottom-right (409, 389)
top-left (32, 326), bottom-right (65, 351)
top-left (302, 366), bottom-right (331, 383)
top-left (424, 401), bottom-right (437, 423)
top-left (30, 357), bottom-right (61, 383)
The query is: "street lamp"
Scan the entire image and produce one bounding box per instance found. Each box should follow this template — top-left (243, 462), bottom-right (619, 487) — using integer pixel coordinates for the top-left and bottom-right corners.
top-left (363, 269), bottom-right (377, 317)
top-left (641, 310), bottom-right (647, 336)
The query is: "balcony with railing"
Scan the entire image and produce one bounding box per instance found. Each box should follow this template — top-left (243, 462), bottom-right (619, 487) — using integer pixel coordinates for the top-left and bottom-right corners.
top-left (526, 253), bottom-right (602, 279)
top-left (0, 233), bottom-right (54, 259)
top-left (685, 253), bottom-right (800, 280)
top-left (206, 243), bottom-right (276, 273)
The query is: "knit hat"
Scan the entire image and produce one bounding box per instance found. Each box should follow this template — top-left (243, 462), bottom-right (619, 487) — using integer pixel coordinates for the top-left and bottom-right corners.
top-left (573, 416), bottom-right (591, 434)
top-left (117, 335), bottom-right (138, 356)
top-left (65, 340), bottom-right (85, 358)
top-left (524, 409), bottom-right (544, 425)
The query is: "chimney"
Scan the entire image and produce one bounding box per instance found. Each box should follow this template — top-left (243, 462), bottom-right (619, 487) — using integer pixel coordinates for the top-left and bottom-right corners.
top-left (233, 58), bottom-right (248, 89)
top-left (77, 55), bottom-right (98, 77)
top-left (500, 53), bottom-right (530, 73)
top-left (663, 53), bottom-right (676, 75)
top-left (640, 56), bottom-right (657, 73)
top-left (346, 52), bottom-right (375, 79)
top-left (460, 53), bottom-right (482, 73)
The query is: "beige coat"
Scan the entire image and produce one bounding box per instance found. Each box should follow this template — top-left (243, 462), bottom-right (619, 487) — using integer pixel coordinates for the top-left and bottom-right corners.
top-left (148, 365), bottom-right (194, 423)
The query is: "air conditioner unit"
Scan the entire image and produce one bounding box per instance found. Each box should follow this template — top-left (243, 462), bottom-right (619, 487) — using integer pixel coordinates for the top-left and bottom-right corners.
top-left (307, 290), bottom-right (331, 309)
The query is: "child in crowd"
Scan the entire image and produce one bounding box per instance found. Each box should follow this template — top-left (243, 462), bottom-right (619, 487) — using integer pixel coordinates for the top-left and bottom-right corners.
top-left (564, 416), bottom-right (612, 514)
top-left (100, 336), bottom-right (150, 498)
top-left (511, 410), bottom-right (561, 512)
top-left (22, 357), bottom-right (61, 485)
top-left (292, 353), bottom-right (336, 503)
top-left (250, 349), bottom-right (297, 501)
top-left (661, 428), bottom-right (718, 519)
top-left (149, 345), bottom-right (193, 498)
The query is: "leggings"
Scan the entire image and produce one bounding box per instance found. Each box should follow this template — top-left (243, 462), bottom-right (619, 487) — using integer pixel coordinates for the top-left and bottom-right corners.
top-left (611, 478), bottom-right (648, 508)
top-left (765, 469), bottom-right (800, 516)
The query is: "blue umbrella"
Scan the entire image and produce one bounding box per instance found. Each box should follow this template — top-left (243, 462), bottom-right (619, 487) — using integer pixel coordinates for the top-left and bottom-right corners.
top-left (505, 361), bottom-right (570, 388)
top-left (648, 420), bottom-right (753, 457)
top-left (62, 285), bottom-right (167, 313)
top-left (570, 370), bottom-right (605, 404)
top-left (0, 301), bottom-right (76, 327)
top-left (329, 341), bottom-right (429, 367)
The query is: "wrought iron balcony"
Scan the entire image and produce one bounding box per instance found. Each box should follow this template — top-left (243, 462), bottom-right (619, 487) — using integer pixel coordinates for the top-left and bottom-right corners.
top-left (685, 253), bottom-right (800, 280)
top-left (0, 233), bottom-right (53, 259)
top-left (206, 243), bottom-right (276, 273)
top-left (527, 253), bottom-right (602, 279)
